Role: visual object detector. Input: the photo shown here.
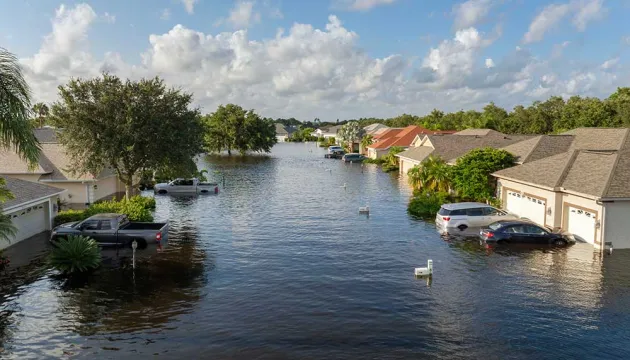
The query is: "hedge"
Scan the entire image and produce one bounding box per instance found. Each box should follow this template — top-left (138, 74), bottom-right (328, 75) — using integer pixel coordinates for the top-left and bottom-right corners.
top-left (54, 196), bottom-right (155, 227)
top-left (407, 191), bottom-right (450, 218)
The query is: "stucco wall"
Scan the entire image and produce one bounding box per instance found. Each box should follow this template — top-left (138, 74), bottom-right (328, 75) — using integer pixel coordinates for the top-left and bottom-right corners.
top-left (560, 192), bottom-right (603, 246)
top-left (3, 174), bottom-right (42, 182)
top-left (603, 201), bottom-right (630, 249)
top-left (45, 182), bottom-right (89, 204)
top-left (399, 158), bottom-right (419, 175)
top-left (498, 179), bottom-right (559, 229)
top-left (93, 176), bottom-right (123, 201)
top-left (276, 135), bottom-right (287, 142)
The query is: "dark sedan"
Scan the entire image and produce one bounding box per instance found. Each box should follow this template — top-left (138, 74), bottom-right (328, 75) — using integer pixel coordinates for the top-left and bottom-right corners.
top-left (480, 220), bottom-right (572, 246)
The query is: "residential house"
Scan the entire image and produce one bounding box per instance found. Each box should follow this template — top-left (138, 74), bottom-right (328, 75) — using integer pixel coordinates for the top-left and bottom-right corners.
top-left (0, 128), bottom-right (125, 207)
top-left (366, 125), bottom-right (454, 159)
top-left (314, 125), bottom-right (343, 140)
top-left (363, 123), bottom-right (390, 136)
top-left (0, 176), bottom-right (65, 249)
top-left (275, 124), bottom-right (294, 142)
top-left (396, 129), bottom-right (532, 174)
top-left (493, 128), bottom-right (630, 249)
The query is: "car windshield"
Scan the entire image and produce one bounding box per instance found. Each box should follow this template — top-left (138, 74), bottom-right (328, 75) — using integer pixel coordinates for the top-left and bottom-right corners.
top-left (488, 222), bottom-right (504, 230)
top-left (438, 207), bottom-right (450, 216)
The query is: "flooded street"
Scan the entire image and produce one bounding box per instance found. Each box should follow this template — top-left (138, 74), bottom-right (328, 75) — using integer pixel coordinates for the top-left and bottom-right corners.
top-left (1, 143), bottom-right (630, 359)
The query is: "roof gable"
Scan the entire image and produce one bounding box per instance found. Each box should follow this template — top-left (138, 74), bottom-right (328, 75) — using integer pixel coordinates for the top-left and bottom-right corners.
top-left (1, 176), bottom-right (64, 209)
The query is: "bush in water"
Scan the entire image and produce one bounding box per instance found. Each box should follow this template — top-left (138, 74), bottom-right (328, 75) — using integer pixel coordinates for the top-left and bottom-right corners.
top-left (408, 190), bottom-right (450, 218)
top-left (53, 196), bottom-right (155, 226)
top-left (49, 235), bottom-right (102, 274)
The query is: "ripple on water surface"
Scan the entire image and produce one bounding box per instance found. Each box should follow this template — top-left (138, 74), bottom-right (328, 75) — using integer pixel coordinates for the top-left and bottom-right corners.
top-left (1, 143), bottom-right (630, 359)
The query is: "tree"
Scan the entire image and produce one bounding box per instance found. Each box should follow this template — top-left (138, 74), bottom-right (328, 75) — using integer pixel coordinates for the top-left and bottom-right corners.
top-left (407, 155), bottom-right (451, 192)
top-left (50, 74), bottom-right (204, 198)
top-left (337, 121), bottom-right (365, 151)
top-left (1, 48), bottom-right (41, 244)
top-left (32, 102), bottom-right (49, 128)
top-left (381, 146), bottom-right (405, 172)
top-left (452, 148), bottom-right (515, 201)
top-left (203, 104), bottom-right (276, 155)
top-left (360, 134), bottom-right (373, 154)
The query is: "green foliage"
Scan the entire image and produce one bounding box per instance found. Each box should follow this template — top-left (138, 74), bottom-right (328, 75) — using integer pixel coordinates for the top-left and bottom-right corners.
top-left (53, 196), bottom-right (155, 226)
top-left (0, 178), bottom-right (16, 244)
top-left (50, 74), bottom-right (204, 197)
top-left (318, 137), bottom-right (337, 147)
top-left (49, 235), bottom-right (102, 274)
top-left (407, 155), bottom-right (452, 192)
top-left (452, 148), bottom-right (515, 201)
top-left (203, 104), bottom-right (277, 155)
top-left (31, 102), bottom-right (50, 128)
top-left (337, 121), bottom-right (365, 150)
top-left (408, 190), bottom-right (451, 218)
top-left (381, 146), bottom-right (405, 172)
top-left (360, 134), bottom-right (373, 152)
top-left (289, 127), bottom-right (317, 142)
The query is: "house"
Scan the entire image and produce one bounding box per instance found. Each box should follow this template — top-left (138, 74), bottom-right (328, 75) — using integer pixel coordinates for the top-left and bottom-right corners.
top-left (363, 123), bottom-right (390, 136)
top-left (314, 125), bottom-right (343, 140)
top-left (366, 125), bottom-right (453, 159)
top-left (493, 128), bottom-right (630, 249)
top-left (0, 128), bottom-right (125, 207)
top-left (0, 176), bottom-right (65, 250)
top-left (275, 124), bottom-right (291, 142)
top-left (396, 129), bottom-right (532, 174)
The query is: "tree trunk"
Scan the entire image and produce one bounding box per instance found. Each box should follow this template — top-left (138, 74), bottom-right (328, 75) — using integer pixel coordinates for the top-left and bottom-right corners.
top-left (227, 148), bottom-right (232, 156)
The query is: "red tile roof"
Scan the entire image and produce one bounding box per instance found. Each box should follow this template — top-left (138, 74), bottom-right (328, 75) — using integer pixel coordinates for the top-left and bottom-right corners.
top-left (369, 125), bottom-right (453, 149)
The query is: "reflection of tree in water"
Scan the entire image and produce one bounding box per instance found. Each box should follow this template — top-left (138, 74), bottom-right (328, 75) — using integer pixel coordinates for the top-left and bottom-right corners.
top-left (54, 222), bottom-right (213, 336)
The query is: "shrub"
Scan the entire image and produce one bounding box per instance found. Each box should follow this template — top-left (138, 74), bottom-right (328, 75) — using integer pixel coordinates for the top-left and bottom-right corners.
top-left (408, 190), bottom-right (450, 218)
top-left (0, 250), bottom-right (9, 271)
top-left (54, 196), bottom-right (155, 226)
top-left (53, 209), bottom-right (87, 227)
top-left (49, 235), bottom-right (102, 274)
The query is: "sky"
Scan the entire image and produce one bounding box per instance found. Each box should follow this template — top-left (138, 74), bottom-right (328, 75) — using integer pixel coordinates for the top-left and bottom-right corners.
top-left (1, 0), bottom-right (629, 121)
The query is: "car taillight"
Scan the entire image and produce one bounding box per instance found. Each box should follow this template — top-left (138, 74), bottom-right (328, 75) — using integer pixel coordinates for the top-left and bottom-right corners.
top-left (443, 217), bottom-right (451, 221)
top-left (486, 232), bottom-right (494, 238)
top-left (156, 232), bottom-right (162, 242)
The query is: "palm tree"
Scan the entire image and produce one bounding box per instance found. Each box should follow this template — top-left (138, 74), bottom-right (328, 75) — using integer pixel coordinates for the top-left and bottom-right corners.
top-left (407, 155), bottom-right (451, 192)
top-left (360, 134), bottom-right (373, 155)
top-left (32, 102), bottom-right (49, 128)
top-left (0, 48), bottom-right (41, 243)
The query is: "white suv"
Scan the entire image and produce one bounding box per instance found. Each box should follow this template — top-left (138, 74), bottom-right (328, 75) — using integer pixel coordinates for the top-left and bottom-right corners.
top-left (435, 202), bottom-right (517, 233)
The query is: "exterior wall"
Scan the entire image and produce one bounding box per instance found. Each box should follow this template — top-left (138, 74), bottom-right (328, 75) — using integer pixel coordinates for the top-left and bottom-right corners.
top-left (2, 174), bottom-right (42, 182)
top-left (93, 176), bottom-right (124, 202)
top-left (497, 179), bottom-right (559, 229)
top-left (1, 197), bottom-right (56, 250)
top-left (45, 182), bottom-right (90, 205)
top-left (560, 193), bottom-right (603, 247)
top-left (399, 158), bottom-right (420, 175)
top-left (603, 201), bottom-right (630, 249)
top-left (276, 135), bottom-right (287, 142)
top-left (367, 148), bottom-right (389, 159)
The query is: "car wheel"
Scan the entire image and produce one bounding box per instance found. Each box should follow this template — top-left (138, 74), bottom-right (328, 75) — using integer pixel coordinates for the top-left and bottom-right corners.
top-left (553, 239), bottom-right (568, 246)
top-left (457, 224), bottom-right (468, 231)
top-left (157, 190), bottom-right (167, 195)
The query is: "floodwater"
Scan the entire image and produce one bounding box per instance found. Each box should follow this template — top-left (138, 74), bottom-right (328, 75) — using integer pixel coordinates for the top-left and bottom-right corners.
top-left (1, 143), bottom-right (630, 359)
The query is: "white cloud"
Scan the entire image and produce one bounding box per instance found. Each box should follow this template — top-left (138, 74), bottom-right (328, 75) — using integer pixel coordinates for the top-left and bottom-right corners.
top-left (226, 1), bottom-right (261, 28)
top-left (572, 0), bottom-right (605, 31)
top-left (181, 0), bottom-right (198, 15)
top-left (601, 57), bottom-right (619, 70)
top-left (160, 8), bottom-right (171, 20)
top-left (19, 4), bottom-right (630, 121)
top-left (335, 0), bottom-right (397, 11)
top-left (623, 35), bottom-right (630, 46)
top-left (103, 12), bottom-right (116, 23)
top-left (452, 0), bottom-right (492, 30)
top-left (523, 0), bottom-right (607, 43)
top-left (551, 40), bottom-right (571, 58)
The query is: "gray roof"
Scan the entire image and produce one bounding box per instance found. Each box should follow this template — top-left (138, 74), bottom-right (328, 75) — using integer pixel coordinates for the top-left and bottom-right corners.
top-left (501, 135), bottom-right (575, 163)
top-left (453, 129), bottom-right (504, 136)
top-left (396, 146), bottom-right (435, 162)
top-left (495, 128), bottom-right (630, 198)
top-left (1, 176), bottom-right (64, 209)
top-left (397, 133), bottom-right (533, 163)
top-left (275, 123), bottom-right (289, 136)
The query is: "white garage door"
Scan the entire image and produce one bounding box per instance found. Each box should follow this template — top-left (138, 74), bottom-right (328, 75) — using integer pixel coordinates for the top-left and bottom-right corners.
top-left (505, 191), bottom-right (546, 226)
top-left (567, 206), bottom-right (596, 244)
top-left (401, 160), bottom-right (417, 175)
top-left (7, 202), bottom-right (49, 244)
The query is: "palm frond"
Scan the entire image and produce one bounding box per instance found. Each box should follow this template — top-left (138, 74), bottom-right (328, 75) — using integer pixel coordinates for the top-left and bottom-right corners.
top-left (0, 212), bottom-right (17, 244)
top-left (0, 48), bottom-right (41, 165)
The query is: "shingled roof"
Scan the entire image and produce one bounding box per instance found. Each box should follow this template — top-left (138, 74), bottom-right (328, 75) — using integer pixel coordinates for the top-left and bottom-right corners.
top-left (1, 176), bottom-right (64, 210)
top-left (501, 135), bottom-right (575, 164)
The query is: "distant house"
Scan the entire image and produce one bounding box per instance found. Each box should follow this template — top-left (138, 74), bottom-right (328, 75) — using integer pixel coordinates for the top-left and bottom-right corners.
top-left (366, 125), bottom-right (455, 159)
top-left (0, 128), bottom-right (125, 206)
top-left (0, 176), bottom-right (65, 249)
top-left (493, 128), bottom-right (630, 249)
top-left (395, 129), bottom-right (533, 174)
top-left (276, 124), bottom-right (291, 142)
top-left (314, 125), bottom-right (343, 140)
top-left (363, 123), bottom-right (389, 136)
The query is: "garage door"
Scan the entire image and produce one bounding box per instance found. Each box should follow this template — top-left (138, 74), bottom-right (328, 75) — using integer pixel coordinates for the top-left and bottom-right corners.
top-left (566, 206), bottom-right (596, 244)
top-left (401, 160), bottom-right (417, 175)
top-left (505, 191), bottom-right (546, 226)
top-left (6, 202), bottom-right (49, 244)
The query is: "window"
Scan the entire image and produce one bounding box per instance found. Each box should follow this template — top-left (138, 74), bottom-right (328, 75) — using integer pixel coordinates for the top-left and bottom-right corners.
top-left (525, 225), bottom-right (547, 235)
top-left (450, 209), bottom-right (467, 216)
top-left (466, 208), bottom-right (484, 216)
top-left (438, 208), bottom-right (451, 216)
top-left (482, 207), bottom-right (499, 216)
top-left (183, 179), bottom-right (194, 186)
top-left (99, 220), bottom-right (112, 230)
top-left (81, 220), bottom-right (99, 230)
top-left (489, 222), bottom-right (504, 230)
top-left (505, 225), bottom-right (526, 234)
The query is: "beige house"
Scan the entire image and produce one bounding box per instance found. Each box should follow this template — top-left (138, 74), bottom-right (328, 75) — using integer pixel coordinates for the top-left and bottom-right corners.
top-left (494, 128), bottom-right (630, 249)
top-left (0, 129), bottom-right (125, 207)
top-left (396, 129), bottom-right (533, 174)
top-left (1, 176), bottom-right (65, 249)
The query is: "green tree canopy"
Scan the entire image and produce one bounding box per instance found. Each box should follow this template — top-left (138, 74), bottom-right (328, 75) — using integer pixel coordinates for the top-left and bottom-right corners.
top-left (407, 155), bottom-right (452, 193)
top-left (452, 148), bottom-right (515, 201)
top-left (50, 74), bottom-right (204, 197)
top-left (337, 121), bottom-right (365, 150)
top-left (203, 104), bottom-right (276, 155)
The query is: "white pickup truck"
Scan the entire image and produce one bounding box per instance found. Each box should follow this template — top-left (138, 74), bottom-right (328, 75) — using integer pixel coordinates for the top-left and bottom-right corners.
top-left (154, 178), bottom-right (219, 195)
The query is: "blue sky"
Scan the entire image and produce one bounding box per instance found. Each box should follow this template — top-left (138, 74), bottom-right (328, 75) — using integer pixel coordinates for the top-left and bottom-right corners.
top-left (1, 0), bottom-right (628, 120)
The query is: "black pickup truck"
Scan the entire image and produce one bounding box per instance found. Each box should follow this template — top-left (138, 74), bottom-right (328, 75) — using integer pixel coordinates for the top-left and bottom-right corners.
top-left (51, 213), bottom-right (168, 249)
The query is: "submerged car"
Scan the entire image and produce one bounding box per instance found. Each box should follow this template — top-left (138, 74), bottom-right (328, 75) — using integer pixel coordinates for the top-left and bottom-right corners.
top-left (342, 153), bottom-right (366, 162)
top-left (327, 146), bottom-right (343, 154)
top-left (325, 150), bottom-right (345, 159)
top-left (436, 202), bottom-right (518, 232)
top-left (480, 220), bottom-right (572, 246)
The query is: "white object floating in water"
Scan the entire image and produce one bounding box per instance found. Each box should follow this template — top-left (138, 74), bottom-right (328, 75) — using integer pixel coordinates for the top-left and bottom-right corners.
top-left (415, 259), bottom-right (433, 276)
top-left (341, 183), bottom-right (347, 189)
top-left (358, 205), bottom-right (369, 214)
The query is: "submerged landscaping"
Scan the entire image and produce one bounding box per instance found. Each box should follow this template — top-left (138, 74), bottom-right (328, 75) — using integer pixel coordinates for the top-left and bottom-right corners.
top-left (54, 196), bottom-right (156, 226)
